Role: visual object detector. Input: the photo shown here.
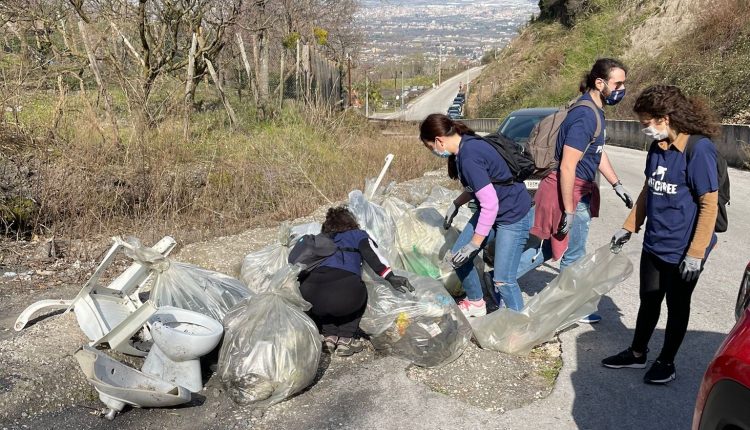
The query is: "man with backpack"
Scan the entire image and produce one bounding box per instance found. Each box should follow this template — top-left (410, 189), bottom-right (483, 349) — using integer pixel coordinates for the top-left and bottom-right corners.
top-left (510, 58), bottom-right (634, 323)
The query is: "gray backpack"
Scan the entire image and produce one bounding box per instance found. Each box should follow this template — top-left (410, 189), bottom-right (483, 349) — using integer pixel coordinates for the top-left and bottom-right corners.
top-left (288, 233), bottom-right (359, 274)
top-left (526, 98), bottom-right (602, 175)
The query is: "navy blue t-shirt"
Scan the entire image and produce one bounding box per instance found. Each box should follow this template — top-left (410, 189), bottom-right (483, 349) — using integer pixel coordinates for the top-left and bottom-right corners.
top-left (319, 229), bottom-right (369, 275)
top-left (643, 137), bottom-right (719, 264)
top-left (555, 93), bottom-right (606, 182)
top-left (455, 135), bottom-right (532, 225)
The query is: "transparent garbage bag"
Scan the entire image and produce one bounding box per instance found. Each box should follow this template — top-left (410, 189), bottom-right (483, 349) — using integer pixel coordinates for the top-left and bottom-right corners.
top-left (393, 205), bottom-right (464, 297)
top-left (364, 177), bottom-right (396, 203)
top-left (347, 190), bottom-right (399, 265)
top-left (239, 222), bottom-right (321, 290)
top-left (418, 186), bottom-right (473, 232)
top-left (124, 238), bottom-right (251, 322)
top-left (217, 266), bottom-right (321, 407)
top-left (471, 245), bottom-right (634, 355)
top-left (360, 269), bottom-right (472, 368)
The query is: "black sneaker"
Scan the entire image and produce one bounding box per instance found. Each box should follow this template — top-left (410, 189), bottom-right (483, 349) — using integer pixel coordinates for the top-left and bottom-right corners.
top-left (335, 337), bottom-right (364, 357)
top-left (644, 360), bottom-right (676, 384)
top-left (602, 347), bottom-right (648, 369)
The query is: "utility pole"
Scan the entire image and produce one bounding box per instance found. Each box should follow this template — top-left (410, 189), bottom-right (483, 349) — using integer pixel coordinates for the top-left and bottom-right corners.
top-left (400, 65), bottom-right (404, 111)
top-left (438, 42), bottom-right (443, 86)
top-left (365, 74), bottom-right (369, 117)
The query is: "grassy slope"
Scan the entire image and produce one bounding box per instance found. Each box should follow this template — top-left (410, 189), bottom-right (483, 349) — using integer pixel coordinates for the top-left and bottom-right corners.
top-left (470, 0), bottom-right (750, 123)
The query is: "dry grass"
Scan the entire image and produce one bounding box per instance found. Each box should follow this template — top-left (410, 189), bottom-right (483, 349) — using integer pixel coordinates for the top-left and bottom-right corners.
top-left (1, 91), bottom-right (439, 245)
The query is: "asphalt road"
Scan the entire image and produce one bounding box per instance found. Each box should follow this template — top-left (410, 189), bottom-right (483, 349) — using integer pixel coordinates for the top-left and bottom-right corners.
top-left (252, 145), bottom-right (749, 430)
top-left (372, 66), bottom-right (484, 121)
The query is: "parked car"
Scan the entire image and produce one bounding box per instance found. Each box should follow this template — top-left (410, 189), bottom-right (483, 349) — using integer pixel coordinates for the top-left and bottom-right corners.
top-left (692, 261), bottom-right (750, 430)
top-left (496, 107), bottom-right (557, 192)
top-left (453, 96), bottom-right (465, 105)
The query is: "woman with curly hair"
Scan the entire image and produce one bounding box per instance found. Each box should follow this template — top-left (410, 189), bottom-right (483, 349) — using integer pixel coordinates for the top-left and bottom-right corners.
top-left (602, 85), bottom-right (722, 384)
top-left (298, 206), bottom-right (413, 356)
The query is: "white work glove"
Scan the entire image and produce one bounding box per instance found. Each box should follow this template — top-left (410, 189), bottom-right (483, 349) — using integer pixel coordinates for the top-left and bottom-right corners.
top-left (679, 256), bottom-right (702, 282)
top-left (610, 228), bottom-right (632, 254)
top-left (451, 242), bottom-right (481, 269)
top-left (613, 181), bottom-right (634, 209)
top-left (557, 212), bottom-right (576, 236)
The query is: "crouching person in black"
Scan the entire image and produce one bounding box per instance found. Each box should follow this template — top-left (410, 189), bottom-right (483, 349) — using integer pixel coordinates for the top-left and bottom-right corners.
top-left (299, 206), bottom-right (413, 357)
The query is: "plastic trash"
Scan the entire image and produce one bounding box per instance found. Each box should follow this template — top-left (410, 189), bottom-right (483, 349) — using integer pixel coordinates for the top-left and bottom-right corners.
top-left (417, 186), bottom-right (474, 232)
top-left (393, 205), bottom-right (464, 297)
top-left (239, 222), bottom-right (321, 289)
top-left (124, 239), bottom-right (251, 322)
top-left (360, 269), bottom-right (472, 368)
top-left (471, 245), bottom-right (633, 355)
top-left (217, 266), bottom-right (321, 407)
top-left (347, 190), bottom-right (399, 265)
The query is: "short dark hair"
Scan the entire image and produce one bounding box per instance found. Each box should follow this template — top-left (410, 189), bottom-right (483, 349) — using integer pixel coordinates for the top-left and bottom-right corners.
top-left (321, 206), bottom-right (360, 234)
top-left (633, 85), bottom-right (720, 138)
top-left (579, 58), bottom-right (628, 93)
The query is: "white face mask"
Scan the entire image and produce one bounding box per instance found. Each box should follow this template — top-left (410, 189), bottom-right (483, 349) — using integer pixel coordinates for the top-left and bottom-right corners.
top-left (641, 125), bottom-right (669, 141)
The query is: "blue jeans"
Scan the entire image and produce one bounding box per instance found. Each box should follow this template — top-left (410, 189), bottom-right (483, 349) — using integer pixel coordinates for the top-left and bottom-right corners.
top-left (516, 197), bottom-right (592, 279)
top-left (451, 209), bottom-right (532, 310)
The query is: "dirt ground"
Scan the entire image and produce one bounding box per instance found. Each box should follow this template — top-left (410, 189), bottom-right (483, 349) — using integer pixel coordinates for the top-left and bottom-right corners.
top-left (0, 172), bottom-right (562, 429)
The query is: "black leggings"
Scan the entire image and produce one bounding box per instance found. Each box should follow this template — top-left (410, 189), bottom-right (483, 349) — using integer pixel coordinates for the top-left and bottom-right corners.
top-left (299, 267), bottom-right (368, 338)
top-left (631, 251), bottom-right (700, 364)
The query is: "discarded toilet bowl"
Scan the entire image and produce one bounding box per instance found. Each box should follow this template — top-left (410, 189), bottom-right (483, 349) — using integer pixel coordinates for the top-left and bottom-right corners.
top-left (74, 346), bottom-right (191, 420)
top-left (142, 307), bottom-right (224, 392)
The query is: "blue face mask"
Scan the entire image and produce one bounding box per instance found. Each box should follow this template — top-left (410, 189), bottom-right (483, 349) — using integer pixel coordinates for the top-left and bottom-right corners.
top-left (604, 85), bottom-right (626, 106)
top-left (432, 149), bottom-right (451, 158)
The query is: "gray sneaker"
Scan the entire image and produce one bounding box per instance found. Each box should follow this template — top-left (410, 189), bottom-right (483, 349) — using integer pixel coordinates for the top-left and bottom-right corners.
top-left (323, 335), bottom-right (338, 353)
top-left (335, 337), bottom-right (364, 357)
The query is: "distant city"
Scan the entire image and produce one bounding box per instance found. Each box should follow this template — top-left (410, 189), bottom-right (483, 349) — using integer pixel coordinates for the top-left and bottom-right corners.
top-left (357, 0), bottom-right (540, 65)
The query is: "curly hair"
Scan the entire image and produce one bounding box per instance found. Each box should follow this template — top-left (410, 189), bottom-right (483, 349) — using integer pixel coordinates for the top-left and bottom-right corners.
top-left (633, 85), bottom-right (721, 138)
top-left (321, 206), bottom-right (360, 234)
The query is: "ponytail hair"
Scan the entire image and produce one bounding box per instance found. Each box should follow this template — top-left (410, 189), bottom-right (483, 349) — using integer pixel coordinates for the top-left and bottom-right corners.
top-left (579, 58), bottom-right (628, 94)
top-left (419, 113), bottom-right (476, 145)
top-left (633, 85), bottom-right (721, 138)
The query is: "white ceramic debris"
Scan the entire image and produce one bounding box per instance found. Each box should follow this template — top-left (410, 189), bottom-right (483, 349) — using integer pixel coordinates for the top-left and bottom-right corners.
top-left (141, 307), bottom-right (224, 392)
top-left (74, 346), bottom-right (191, 420)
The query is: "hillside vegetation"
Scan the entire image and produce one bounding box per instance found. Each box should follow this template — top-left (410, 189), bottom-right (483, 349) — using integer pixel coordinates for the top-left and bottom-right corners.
top-left (469, 0), bottom-right (750, 123)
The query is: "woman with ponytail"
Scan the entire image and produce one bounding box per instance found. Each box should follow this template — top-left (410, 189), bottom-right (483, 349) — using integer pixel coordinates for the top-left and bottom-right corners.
top-left (602, 85), bottom-right (721, 384)
top-left (419, 113), bottom-right (533, 316)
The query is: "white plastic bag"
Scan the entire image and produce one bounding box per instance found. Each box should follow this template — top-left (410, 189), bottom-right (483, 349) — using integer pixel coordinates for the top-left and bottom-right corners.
top-left (239, 222), bottom-right (321, 290)
top-left (125, 239), bottom-right (251, 322)
top-left (360, 269), bottom-right (472, 368)
top-left (217, 266), bottom-right (321, 407)
top-left (471, 246), bottom-right (633, 355)
top-left (347, 190), bottom-right (399, 265)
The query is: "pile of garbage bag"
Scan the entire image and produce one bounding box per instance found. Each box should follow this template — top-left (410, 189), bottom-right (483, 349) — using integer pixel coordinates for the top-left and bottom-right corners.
top-left (471, 246), bottom-right (633, 355)
top-left (347, 190), bottom-right (400, 265)
top-left (240, 222), bottom-right (321, 289)
top-left (360, 269), bottom-right (472, 368)
top-left (217, 265), bottom-right (321, 407)
top-left (125, 239), bottom-right (252, 322)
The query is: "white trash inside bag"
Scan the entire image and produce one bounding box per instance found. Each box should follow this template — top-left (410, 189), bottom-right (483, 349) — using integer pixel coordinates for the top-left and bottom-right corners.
top-left (360, 269), bottom-right (472, 368)
top-left (124, 239), bottom-right (251, 322)
top-left (471, 245), bottom-right (633, 355)
top-left (217, 266), bottom-right (321, 407)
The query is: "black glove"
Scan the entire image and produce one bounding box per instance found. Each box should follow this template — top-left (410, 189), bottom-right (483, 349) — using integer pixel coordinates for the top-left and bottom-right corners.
top-left (443, 201), bottom-right (460, 230)
top-left (557, 212), bottom-right (576, 236)
top-left (386, 272), bottom-right (415, 294)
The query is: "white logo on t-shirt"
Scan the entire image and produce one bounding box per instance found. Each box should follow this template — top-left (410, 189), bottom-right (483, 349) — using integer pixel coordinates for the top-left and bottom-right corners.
top-left (648, 165), bottom-right (677, 195)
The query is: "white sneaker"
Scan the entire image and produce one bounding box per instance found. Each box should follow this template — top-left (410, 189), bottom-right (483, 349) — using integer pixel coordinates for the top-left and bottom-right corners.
top-left (457, 298), bottom-right (487, 317)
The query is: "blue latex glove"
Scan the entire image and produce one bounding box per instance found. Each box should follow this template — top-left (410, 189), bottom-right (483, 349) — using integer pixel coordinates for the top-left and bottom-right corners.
top-left (451, 242), bottom-right (481, 268)
top-left (679, 256), bottom-right (702, 282)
